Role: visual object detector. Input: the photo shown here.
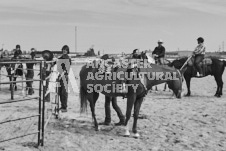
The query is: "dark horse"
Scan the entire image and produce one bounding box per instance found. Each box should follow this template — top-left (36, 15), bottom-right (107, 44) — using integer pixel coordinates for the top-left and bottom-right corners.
top-left (170, 56), bottom-right (226, 97)
top-left (79, 58), bottom-right (183, 137)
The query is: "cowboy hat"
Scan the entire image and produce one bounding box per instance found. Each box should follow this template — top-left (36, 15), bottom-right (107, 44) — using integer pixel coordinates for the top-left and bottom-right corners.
top-left (157, 39), bottom-right (163, 43)
top-left (42, 50), bottom-right (53, 61)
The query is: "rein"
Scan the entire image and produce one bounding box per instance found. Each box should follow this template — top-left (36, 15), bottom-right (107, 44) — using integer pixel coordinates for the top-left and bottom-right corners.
top-left (180, 56), bottom-right (192, 71)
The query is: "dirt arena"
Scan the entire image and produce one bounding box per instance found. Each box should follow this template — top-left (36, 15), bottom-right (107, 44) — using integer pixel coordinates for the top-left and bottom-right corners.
top-left (0, 63), bottom-right (226, 151)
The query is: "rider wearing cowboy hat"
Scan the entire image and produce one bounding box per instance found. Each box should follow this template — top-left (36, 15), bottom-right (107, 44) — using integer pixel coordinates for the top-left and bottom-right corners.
top-left (193, 37), bottom-right (206, 77)
top-left (152, 39), bottom-right (165, 65)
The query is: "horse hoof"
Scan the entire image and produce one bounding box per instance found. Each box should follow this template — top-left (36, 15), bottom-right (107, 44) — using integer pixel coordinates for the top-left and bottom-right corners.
top-left (124, 130), bottom-right (130, 137)
top-left (95, 127), bottom-right (100, 131)
top-left (133, 133), bottom-right (140, 138)
top-left (215, 94), bottom-right (221, 98)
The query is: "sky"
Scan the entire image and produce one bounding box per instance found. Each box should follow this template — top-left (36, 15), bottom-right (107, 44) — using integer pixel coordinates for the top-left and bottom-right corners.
top-left (0, 0), bottom-right (226, 54)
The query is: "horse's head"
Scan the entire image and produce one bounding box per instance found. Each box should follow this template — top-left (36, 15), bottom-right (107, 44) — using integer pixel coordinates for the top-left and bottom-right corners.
top-left (170, 57), bottom-right (191, 69)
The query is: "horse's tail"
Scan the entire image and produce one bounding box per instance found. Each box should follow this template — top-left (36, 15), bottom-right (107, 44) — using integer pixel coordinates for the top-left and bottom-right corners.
top-left (80, 84), bottom-right (88, 113)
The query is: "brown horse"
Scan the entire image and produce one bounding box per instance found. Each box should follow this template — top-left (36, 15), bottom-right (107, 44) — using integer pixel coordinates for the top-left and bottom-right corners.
top-left (79, 58), bottom-right (183, 137)
top-left (170, 56), bottom-right (226, 97)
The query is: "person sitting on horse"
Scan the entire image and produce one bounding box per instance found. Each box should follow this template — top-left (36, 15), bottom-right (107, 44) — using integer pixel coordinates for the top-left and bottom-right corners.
top-left (132, 49), bottom-right (140, 59)
top-left (152, 39), bottom-right (165, 65)
top-left (193, 37), bottom-right (206, 77)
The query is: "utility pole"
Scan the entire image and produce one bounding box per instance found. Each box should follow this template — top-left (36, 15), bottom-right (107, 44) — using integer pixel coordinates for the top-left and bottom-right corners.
top-left (75, 26), bottom-right (77, 52)
top-left (222, 41), bottom-right (224, 52)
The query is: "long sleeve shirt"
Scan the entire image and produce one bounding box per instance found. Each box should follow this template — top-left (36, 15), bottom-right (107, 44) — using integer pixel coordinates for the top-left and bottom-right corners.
top-left (152, 46), bottom-right (165, 58)
top-left (13, 49), bottom-right (22, 59)
top-left (193, 43), bottom-right (206, 55)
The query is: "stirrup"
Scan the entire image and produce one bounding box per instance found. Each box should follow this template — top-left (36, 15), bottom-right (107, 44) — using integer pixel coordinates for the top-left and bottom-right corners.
top-left (196, 72), bottom-right (203, 77)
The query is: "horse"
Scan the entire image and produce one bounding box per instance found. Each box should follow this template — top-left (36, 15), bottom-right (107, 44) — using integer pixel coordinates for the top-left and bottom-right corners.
top-left (170, 56), bottom-right (226, 97)
top-left (79, 57), bottom-right (183, 137)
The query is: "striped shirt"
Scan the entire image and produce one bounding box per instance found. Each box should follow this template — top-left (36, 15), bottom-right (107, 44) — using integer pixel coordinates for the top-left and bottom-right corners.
top-left (193, 43), bottom-right (206, 55)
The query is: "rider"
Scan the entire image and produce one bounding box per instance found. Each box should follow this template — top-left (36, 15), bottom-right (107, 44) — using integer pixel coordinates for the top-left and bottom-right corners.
top-left (152, 39), bottom-right (165, 65)
top-left (132, 49), bottom-right (140, 59)
top-left (193, 37), bottom-right (206, 77)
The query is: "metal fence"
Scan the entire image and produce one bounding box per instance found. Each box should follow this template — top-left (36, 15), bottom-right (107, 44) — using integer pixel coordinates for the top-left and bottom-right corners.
top-left (0, 60), bottom-right (47, 146)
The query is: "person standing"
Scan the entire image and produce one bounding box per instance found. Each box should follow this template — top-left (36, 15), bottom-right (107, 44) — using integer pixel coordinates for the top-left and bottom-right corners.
top-left (11, 44), bottom-right (23, 91)
top-left (25, 48), bottom-right (36, 95)
top-left (100, 96), bottom-right (125, 126)
top-left (193, 37), bottom-right (206, 77)
top-left (152, 39), bottom-right (165, 65)
top-left (57, 45), bottom-right (71, 112)
top-left (13, 44), bottom-right (22, 59)
top-left (42, 50), bottom-right (54, 102)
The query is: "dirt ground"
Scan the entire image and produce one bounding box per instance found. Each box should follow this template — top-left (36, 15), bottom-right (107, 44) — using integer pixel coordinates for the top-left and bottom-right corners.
top-left (0, 63), bottom-right (226, 151)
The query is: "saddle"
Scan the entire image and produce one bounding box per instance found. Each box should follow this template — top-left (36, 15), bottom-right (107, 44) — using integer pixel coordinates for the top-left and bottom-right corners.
top-left (201, 58), bottom-right (212, 65)
top-left (195, 57), bottom-right (212, 76)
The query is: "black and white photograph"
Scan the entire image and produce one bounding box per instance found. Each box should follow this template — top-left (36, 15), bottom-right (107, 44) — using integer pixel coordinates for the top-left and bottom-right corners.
top-left (0, 0), bottom-right (226, 150)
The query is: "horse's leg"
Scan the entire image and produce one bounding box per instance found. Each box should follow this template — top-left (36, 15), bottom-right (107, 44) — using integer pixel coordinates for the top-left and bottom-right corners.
top-left (184, 76), bottom-right (191, 96)
top-left (7, 69), bottom-right (12, 90)
top-left (93, 92), bottom-right (99, 106)
top-left (214, 75), bottom-right (223, 97)
top-left (87, 93), bottom-right (99, 131)
top-left (124, 94), bottom-right (136, 137)
top-left (163, 83), bottom-right (167, 91)
top-left (13, 77), bottom-right (17, 91)
top-left (218, 76), bottom-right (223, 97)
top-left (155, 86), bottom-right (158, 91)
top-left (213, 75), bottom-right (219, 97)
top-left (132, 97), bottom-right (144, 138)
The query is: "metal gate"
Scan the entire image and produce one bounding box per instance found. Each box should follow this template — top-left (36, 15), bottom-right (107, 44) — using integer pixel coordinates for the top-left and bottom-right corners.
top-left (0, 60), bottom-right (47, 146)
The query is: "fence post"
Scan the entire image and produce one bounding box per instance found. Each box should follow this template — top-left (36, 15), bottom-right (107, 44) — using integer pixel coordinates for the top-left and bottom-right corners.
top-left (10, 76), bottom-right (14, 100)
top-left (38, 61), bottom-right (42, 146)
top-left (41, 61), bottom-right (46, 146)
